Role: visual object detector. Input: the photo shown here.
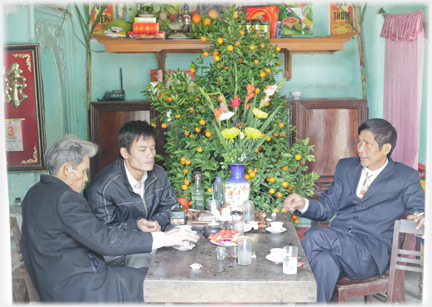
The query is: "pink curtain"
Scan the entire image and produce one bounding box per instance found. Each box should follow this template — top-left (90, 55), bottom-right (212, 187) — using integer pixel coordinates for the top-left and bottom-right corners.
top-left (380, 10), bottom-right (424, 170)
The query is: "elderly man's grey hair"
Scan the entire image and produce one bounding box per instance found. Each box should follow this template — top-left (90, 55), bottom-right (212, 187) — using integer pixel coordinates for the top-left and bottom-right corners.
top-left (45, 134), bottom-right (98, 175)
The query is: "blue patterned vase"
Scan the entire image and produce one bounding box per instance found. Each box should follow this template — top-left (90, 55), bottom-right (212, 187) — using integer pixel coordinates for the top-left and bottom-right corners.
top-left (224, 164), bottom-right (250, 212)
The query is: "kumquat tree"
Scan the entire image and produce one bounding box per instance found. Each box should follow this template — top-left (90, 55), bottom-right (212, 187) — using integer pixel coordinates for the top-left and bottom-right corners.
top-left (143, 4), bottom-right (319, 213)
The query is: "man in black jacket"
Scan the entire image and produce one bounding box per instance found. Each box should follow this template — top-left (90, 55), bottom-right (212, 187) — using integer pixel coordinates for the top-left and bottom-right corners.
top-left (20, 134), bottom-right (199, 302)
top-left (84, 120), bottom-right (178, 268)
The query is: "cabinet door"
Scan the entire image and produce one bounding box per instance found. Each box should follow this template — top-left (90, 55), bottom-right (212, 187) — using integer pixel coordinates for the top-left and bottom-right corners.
top-left (89, 101), bottom-right (165, 179)
top-left (293, 99), bottom-right (368, 197)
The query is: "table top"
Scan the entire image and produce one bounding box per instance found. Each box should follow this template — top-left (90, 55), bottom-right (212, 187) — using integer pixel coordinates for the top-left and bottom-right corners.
top-left (143, 212), bottom-right (317, 303)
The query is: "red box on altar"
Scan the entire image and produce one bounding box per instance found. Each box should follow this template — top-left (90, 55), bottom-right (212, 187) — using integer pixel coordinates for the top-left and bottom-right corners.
top-left (129, 31), bottom-right (166, 40)
top-left (132, 23), bottom-right (159, 33)
top-left (245, 6), bottom-right (279, 38)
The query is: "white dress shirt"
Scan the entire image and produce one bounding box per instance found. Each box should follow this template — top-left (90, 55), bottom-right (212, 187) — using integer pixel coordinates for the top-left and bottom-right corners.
top-left (299, 159), bottom-right (389, 214)
top-left (124, 161), bottom-right (167, 249)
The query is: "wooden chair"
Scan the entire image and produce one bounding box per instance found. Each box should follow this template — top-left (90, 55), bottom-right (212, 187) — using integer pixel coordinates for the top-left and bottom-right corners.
top-left (10, 217), bottom-right (41, 303)
top-left (333, 219), bottom-right (424, 304)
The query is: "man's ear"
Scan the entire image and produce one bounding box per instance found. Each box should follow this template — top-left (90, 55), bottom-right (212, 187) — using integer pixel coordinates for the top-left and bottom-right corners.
top-left (382, 143), bottom-right (392, 155)
top-left (120, 147), bottom-right (129, 160)
top-left (56, 162), bottom-right (72, 179)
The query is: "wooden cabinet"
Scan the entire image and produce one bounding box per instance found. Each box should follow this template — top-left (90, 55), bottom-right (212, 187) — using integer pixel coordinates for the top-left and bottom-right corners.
top-left (89, 101), bottom-right (165, 179)
top-left (289, 99), bottom-right (368, 198)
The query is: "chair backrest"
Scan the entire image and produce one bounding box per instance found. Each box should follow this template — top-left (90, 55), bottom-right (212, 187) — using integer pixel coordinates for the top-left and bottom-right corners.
top-left (386, 219), bottom-right (424, 303)
top-left (10, 217), bottom-right (41, 303)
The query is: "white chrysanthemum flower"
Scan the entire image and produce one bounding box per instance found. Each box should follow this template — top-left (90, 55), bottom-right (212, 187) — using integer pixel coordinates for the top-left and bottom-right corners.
top-left (240, 131), bottom-right (245, 140)
top-left (219, 111), bottom-right (235, 121)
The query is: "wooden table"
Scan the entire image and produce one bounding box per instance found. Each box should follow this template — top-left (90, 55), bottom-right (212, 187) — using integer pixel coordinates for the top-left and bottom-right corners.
top-left (143, 212), bottom-right (317, 303)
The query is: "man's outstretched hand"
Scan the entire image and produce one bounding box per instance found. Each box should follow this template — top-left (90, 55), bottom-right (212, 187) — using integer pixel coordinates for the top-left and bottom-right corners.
top-left (164, 228), bottom-right (200, 249)
top-left (283, 193), bottom-right (306, 212)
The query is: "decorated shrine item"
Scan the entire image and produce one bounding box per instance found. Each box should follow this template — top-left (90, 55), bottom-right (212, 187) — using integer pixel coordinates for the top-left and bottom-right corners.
top-left (225, 164), bottom-right (250, 212)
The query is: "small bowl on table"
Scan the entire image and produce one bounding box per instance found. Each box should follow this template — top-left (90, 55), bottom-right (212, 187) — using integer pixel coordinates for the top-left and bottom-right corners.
top-left (289, 91), bottom-right (303, 99)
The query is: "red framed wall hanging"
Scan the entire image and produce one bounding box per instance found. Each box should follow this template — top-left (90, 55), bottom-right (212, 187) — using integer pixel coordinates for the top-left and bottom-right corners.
top-left (4, 44), bottom-right (46, 172)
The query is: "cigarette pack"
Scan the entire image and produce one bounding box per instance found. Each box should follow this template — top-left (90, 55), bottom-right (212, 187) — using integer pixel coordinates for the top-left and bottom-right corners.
top-left (129, 31), bottom-right (166, 40)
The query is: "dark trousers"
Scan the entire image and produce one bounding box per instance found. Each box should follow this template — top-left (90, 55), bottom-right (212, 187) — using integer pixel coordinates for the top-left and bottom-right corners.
top-left (302, 227), bottom-right (380, 303)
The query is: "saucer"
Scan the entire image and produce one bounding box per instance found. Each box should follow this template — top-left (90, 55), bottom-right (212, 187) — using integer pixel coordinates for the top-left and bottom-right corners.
top-left (172, 242), bottom-right (196, 251)
top-left (265, 255), bottom-right (304, 267)
top-left (265, 254), bottom-right (284, 263)
top-left (266, 227), bottom-right (287, 234)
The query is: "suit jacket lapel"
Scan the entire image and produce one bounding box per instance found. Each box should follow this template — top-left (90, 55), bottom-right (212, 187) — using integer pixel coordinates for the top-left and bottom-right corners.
top-left (347, 158), bottom-right (363, 197)
top-left (361, 158), bottom-right (397, 202)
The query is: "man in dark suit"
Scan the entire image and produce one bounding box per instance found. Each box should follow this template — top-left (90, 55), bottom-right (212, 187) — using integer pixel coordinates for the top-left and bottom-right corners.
top-left (20, 135), bottom-right (199, 302)
top-left (283, 118), bottom-right (425, 303)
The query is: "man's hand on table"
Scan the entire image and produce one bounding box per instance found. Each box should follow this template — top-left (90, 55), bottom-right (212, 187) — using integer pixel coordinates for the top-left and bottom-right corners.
top-left (164, 228), bottom-right (200, 249)
top-left (283, 193), bottom-right (306, 212)
top-left (407, 211), bottom-right (425, 230)
top-left (137, 219), bottom-right (161, 232)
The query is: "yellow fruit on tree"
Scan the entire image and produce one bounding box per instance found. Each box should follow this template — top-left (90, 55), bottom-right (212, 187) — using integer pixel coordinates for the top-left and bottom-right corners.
top-left (282, 181), bottom-right (288, 188)
top-left (197, 147), bottom-right (203, 152)
top-left (272, 208), bottom-right (279, 212)
top-left (181, 185), bottom-right (188, 191)
top-left (207, 187), bottom-right (213, 193)
top-left (269, 189), bottom-right (276, 194)
top-left (265, 68), bottom-right (271, 73)
top-left (203, 18), bottom-right (211, 26)
top-left (190, 67), bottom-right (196, 73)
top-left (183, 169), bottom-right (189, 174)
top-left (244, 174), bottom-right (250, 180)
top-left (184, 131), bottom-right (189, 136)
top-left (151, 123), bottom-right (156, 128)
top-left (205, 131), bottom-right (211, 137)
top-left (217, 38), bottom-right (223, 44)
top-left (161, 123), bottom-right (167, 128)
top-left (175, 114), bottom-right (181, 119)
top-left (255, 88), bottom-right (260, 94)
top-left (276, 46), bottom-right (281, 52)
top-left (281, 208), bottom-right (288, 212)
top-left (276, 192), bottom-right (283, 198)
top-left (195, 127), bottom-right (201, 133)
top-left (199, 119), bottom-right (206, 125)
top-left (295, 154), bottom-right (302, 160)
top-left (203, 51), bottom-right (209, 57)
top-left (260, 72), bottom-right (266, 78)
top-left (227, 45), bottom-right (233, 51)
top-left (185, 180), bottom-right (190, 185)
top-left (266, 136), bottom-right (271, 142)
top-left (189, 107), bottom-right (194, 113)
top-left (233, 12), bottom-right (238, 19)
top-left (214, 55), bottom-right (220, 61)
top-left (278, 123), bottom-right (284, 128)
top-left (254, 59), bottom-right (259, 64)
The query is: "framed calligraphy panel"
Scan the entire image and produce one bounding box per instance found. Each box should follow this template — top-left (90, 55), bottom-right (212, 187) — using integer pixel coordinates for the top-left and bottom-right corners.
top-left (4, 44), bottom-right (46, 172)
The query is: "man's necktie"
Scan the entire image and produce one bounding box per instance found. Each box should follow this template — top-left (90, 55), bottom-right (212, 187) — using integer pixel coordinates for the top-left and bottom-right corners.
top-left (358, 171), bottom-right (373, 199)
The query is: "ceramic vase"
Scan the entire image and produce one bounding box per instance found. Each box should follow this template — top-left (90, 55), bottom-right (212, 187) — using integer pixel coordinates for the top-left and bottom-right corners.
top-left (224, 164), bottom-right (250, 212)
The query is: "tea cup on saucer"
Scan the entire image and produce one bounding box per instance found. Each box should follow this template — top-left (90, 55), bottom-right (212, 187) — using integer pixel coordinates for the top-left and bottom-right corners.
top-left (270, 222), bottom-right (283, 231)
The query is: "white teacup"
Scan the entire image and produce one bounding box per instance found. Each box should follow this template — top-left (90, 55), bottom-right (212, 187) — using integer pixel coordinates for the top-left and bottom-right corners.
top-left (270, 221), bottom-right (283, 231)
top-left (270, 248), bottom-right (284, 260)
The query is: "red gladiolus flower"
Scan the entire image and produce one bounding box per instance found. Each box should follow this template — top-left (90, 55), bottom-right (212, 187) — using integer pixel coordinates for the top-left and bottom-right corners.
top-left (246, 93), bottom-right (255, 102)
top-left (246, 103), bottom-right (251, 109)
top-left (231, 95), bottom-right (241, 107)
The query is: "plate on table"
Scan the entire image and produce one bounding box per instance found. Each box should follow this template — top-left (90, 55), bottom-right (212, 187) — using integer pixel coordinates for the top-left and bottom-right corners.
top-left (210, 240), bottom-right (237, 247)
top-left (172, 242), bottom-right (196, 251)
top-left (265, 255), bottom-right (304, 267)
top-left (266, 227), bottom-right (287, 234)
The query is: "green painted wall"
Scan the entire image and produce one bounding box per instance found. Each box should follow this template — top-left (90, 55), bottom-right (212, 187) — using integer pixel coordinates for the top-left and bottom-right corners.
top-left (3, 2), bottom-right (429, 207)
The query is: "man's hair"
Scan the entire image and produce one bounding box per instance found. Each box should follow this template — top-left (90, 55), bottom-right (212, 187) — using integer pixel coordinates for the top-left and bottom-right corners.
top-left (118, 120), bottom-right (157, 155)
top-left (358, 118), bottom-right (397, 157)
top-left (45, 134), bottom-right (98, 175)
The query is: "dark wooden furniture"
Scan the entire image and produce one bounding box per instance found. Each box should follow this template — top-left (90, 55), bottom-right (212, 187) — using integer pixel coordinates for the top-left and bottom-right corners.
top-left (10, 217), bottom-right (40, 303)
top-left (89, 101), bottom-right (165, 179)
top-left (333, 219), bottom-right (424, 304)
top-left (288, 99), bottom-right (368, 199)
top-left (144, 212), bottom-right (317, 303)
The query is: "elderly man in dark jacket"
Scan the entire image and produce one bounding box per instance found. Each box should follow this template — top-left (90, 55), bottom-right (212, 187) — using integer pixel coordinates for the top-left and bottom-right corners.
top-left (84, 120), bottom-right (179, 268)
top-left (20, 134), bottom-right (199, 302)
